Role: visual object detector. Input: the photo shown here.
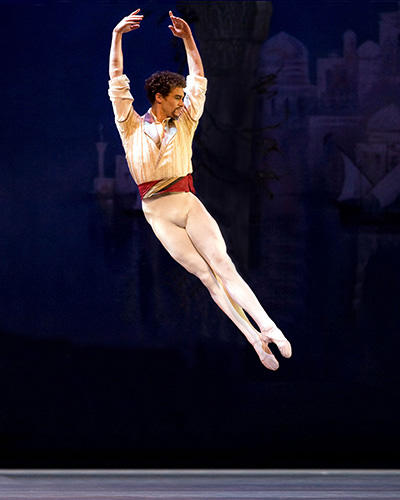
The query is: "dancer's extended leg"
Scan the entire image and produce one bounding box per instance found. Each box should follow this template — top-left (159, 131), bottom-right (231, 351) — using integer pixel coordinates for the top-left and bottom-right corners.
top-left (142, 193), bottom-right (291, 368)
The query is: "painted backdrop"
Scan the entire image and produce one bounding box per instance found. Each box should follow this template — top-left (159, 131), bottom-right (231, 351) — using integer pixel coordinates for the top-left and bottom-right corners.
top-left (0, 0), bottom-right (399, 467)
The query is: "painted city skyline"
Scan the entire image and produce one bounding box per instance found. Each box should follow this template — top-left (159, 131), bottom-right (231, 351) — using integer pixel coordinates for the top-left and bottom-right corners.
top-left (259, 1), bottom-right (400, 209)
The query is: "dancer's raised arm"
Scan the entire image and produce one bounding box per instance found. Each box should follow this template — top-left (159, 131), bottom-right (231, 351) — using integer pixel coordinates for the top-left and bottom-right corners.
top-left (109, 9), bottom-right (143, 79)
top-left (168, 10), bottom-right (204, 77)
top-left (108, 9), bottom-right (143, 122)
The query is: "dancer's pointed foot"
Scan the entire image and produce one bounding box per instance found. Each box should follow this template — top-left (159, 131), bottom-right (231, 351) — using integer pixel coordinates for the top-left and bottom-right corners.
top-left (261, 325), bottom-right (292, 359)
top-left (252, 339), bottom-right (279, 371)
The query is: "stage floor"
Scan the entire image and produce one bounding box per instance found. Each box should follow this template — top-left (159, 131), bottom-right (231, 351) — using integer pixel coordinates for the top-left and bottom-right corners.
top-left (0, 469), bottom-right (399, 499)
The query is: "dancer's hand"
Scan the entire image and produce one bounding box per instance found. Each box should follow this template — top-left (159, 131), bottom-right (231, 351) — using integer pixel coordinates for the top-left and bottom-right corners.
top-left (113, 9), bottom-right (143, 34)
top-left (168, 11), bottom-right (192, 39)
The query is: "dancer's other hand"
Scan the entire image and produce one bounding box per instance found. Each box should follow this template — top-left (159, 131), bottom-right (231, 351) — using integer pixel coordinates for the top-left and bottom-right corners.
top-left (168, 10), bottom-right (192, 39)
top-left (113, 9), bottom-right (143, 34)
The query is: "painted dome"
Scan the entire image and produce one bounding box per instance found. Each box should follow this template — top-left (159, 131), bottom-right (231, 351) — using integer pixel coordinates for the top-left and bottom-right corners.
top-left (358, 40), bottom-right (381, 58)
top-left (261, 32), bottom-right (308, 60)
top-left (259, 32), bottom-right (309, 83)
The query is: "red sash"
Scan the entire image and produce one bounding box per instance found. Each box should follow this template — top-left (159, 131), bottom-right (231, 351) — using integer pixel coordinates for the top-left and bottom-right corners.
top-left (138, 174), bottom-right (195, 200)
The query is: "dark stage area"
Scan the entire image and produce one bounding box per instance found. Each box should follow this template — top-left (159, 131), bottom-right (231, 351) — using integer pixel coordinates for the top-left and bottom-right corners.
top-left (0, 329), bottom-right (398, 469)
top-left (1, 470), bottom-right (400, 499)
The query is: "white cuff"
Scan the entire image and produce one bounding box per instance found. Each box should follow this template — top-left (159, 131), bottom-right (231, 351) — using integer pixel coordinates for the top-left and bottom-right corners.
top-left (185, 74), bottom-right (207, 94)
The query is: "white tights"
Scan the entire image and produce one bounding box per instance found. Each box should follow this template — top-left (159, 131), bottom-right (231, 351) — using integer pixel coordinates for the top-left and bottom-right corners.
top-left (142, 192), bottom-right (292, 370)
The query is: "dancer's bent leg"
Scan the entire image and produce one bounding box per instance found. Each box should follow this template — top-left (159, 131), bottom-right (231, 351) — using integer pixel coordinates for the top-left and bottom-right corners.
top-left (142, 198), bottom-right (282, 369)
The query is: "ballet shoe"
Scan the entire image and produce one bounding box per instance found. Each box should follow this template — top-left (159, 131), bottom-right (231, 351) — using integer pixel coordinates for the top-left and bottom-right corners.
top-left (260, 325), bottom-right (292, 359)
top-left (252, 339), bottom-right (280, 371)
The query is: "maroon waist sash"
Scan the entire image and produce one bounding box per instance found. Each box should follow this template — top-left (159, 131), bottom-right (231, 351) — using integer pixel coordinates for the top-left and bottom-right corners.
top-left (138, 174), bottom-right (195, 200)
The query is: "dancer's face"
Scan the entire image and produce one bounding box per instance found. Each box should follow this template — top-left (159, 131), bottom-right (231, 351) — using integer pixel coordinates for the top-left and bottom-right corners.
top-left (158, 87), bottom-right (185, 119)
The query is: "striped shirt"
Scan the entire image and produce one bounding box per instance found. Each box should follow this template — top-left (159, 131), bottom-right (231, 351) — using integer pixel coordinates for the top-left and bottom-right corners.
top-left (108, 74), bottom-right (207, 185)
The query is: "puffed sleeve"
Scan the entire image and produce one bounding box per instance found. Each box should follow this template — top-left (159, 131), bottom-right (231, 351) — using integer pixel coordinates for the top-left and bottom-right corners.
top-left (108, 74), bottom-right (140, 125)
top-left (183, 74), bottom-right (207, 122)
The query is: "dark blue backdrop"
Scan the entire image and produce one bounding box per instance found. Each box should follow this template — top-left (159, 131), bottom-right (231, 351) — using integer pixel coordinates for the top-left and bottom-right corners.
top-left (0, 0), bottom-right (399, 468)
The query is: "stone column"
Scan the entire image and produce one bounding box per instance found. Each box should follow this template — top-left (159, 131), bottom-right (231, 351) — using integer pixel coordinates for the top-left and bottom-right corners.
top-left (177, 1), bottom-right (272, 269)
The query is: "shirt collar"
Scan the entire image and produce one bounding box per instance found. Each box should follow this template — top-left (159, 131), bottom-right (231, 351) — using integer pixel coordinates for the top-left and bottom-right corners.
top-left (148, 108), bottom-right (171, 125)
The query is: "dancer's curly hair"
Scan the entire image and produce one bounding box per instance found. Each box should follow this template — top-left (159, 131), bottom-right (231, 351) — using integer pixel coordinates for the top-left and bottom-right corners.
top-left (145, 71), bottom-right (186, 104)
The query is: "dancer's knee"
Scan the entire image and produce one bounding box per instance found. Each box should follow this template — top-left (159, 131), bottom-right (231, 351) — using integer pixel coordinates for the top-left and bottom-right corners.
top-left (178, 257), bottom-right (214, 288)
top-left (211, 253), bottom-right (236, 281)
top-left (196, 268), bottom-right (219, 294)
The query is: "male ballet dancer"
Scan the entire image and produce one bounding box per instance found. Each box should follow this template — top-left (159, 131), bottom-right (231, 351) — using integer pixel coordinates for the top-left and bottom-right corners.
top-left (108, 9), bottom-right (292, 370)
